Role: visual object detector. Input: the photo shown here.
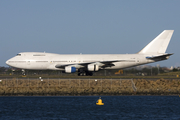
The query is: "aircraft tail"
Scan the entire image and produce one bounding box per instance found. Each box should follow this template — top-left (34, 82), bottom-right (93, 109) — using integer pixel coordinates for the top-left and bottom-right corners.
top-left (138, 30), bottom-right (174, 54)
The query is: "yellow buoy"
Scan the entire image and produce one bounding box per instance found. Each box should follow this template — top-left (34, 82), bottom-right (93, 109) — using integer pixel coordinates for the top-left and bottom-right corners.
top-left (96, 97), bottom-right (104, 105)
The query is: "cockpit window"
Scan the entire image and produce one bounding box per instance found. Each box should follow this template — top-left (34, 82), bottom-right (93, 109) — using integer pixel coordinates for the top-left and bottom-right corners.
top-left (17, 54), bottom-right (21, 56)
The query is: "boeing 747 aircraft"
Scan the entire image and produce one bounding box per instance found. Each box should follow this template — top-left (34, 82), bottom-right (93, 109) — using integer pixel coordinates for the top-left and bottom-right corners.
top-left (6, 30), bottom-right (174, 76)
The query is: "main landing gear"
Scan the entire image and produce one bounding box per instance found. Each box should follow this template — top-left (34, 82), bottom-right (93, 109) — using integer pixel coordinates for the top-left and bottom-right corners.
top-left (78, 71), bottom-right (93, 76)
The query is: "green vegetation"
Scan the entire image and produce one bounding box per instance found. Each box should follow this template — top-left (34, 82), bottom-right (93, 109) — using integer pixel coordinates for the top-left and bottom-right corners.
top-left (158, 71), bottom-right (180, 76)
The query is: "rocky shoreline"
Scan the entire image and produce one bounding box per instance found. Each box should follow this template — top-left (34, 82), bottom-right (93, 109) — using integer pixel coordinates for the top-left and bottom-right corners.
top-left (0, 78), bottom-right (180, 96)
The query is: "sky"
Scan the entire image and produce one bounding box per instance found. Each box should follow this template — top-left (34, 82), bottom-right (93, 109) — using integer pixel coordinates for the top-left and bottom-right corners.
top-left (0, 0), bottom-right (180, 67)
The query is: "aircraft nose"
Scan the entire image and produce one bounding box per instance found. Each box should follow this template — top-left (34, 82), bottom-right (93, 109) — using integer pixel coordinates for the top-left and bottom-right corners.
top-left (6, 60), bottom-right (9, 65)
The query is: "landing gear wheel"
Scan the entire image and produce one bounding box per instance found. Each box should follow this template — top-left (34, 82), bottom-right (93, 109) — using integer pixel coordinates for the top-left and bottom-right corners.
top-left (78, 71), bottom-right (93, 76)
top-left (85, 71), bottom-right (93, 76)
top-left (89, 72), bottom-right (93, 76)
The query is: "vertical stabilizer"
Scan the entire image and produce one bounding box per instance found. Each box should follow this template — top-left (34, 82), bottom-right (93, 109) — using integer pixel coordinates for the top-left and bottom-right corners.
top-left (138, 30), bottom-right (174, 54)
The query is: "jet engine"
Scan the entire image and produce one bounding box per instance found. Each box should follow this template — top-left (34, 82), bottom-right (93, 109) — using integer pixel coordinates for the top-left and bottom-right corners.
top-left (65, 66), bottom-right (76, 73)
top-left (87, 64), bottom-right (99, 71)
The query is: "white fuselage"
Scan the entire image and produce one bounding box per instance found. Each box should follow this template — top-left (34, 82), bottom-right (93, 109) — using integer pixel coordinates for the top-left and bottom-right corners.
top-left (6, 52), bottom-right (155, 70)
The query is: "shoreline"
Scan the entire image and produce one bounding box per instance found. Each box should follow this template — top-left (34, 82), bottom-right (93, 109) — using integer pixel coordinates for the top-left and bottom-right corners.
top-left (0, 94), bottom-right (180, 97)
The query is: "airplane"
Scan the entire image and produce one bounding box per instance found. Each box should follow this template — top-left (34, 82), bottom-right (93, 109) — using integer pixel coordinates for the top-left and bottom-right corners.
top-left (6, 30), bottom-right (174, 76)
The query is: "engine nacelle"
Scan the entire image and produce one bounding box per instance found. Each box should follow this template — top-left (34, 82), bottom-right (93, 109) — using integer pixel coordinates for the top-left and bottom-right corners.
top-left (65, 66), bottom-right (76, 73)
top-left (87, 64), bottom-right (99, 71)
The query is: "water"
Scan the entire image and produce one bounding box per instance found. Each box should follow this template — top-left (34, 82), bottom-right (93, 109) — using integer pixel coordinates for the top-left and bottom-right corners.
top-left (0, 96), bottom-right (180, 120)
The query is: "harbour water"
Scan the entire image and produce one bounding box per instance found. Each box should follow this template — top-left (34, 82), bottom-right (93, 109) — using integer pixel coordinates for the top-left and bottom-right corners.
top-left (0, 96), bottom-right (180, 120)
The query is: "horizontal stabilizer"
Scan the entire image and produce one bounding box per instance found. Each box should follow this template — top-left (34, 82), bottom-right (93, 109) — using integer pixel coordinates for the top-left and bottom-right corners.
top-left (146, 53), bottom-right (173, 60)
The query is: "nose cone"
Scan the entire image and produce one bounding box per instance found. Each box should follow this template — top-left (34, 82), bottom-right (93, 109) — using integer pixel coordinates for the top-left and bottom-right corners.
top-left (6, 60), bottom-right (9, 66)
top-left (6, 58), bottom-right (13, 66)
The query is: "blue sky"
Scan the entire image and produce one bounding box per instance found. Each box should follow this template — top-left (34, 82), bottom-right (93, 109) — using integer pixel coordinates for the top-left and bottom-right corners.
top-left (1, 0), bottom-right (180, 67)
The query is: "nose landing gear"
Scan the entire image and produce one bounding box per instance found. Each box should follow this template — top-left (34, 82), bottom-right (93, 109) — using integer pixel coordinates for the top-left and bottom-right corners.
top-left (22, 69), bottom-right (26, 76)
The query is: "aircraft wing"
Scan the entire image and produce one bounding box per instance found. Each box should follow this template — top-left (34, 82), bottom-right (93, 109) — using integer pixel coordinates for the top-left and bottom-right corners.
top-left (55, 60), bottom-right (125, 69)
